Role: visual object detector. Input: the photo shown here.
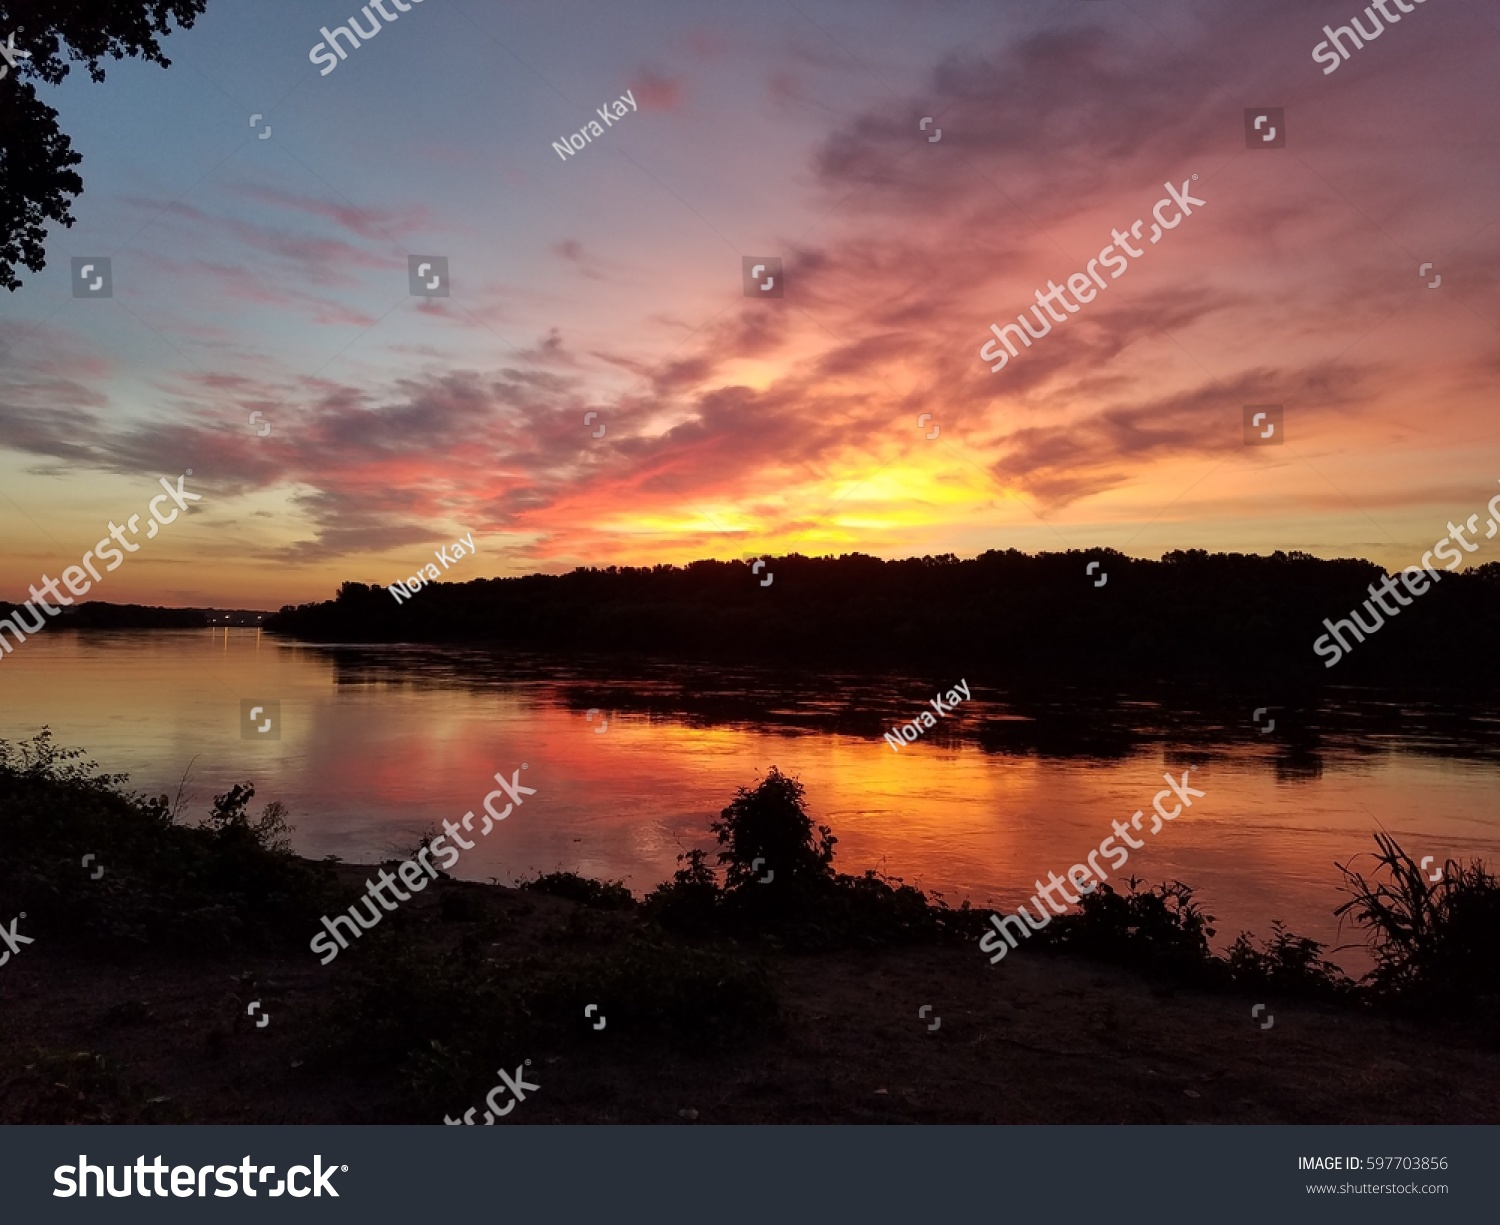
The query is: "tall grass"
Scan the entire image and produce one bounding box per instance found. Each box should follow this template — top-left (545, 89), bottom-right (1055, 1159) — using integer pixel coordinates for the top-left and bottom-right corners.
top-left (1336, 831), bottom-right (1499, 1025)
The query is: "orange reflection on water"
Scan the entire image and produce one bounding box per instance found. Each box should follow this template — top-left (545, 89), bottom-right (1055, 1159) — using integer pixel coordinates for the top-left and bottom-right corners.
top-left (3, 629), bottom-right (1499, 974)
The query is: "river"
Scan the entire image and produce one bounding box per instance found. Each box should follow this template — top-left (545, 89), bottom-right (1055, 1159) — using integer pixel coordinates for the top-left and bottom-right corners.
top-left (4, 628), bottom-right (1498, 972)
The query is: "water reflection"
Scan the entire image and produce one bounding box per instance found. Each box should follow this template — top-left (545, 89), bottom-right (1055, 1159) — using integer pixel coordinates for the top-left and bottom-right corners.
top-left (2, 629), bottom-right (1498, 974)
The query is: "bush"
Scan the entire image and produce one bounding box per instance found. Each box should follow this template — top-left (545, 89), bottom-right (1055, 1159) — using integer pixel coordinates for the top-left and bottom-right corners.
top-left (711, 767), bottom-right (835, 892)
top-left (520, 871), bottom-right (635, 910)
top-left (646, 771), bottom-right (987, 950)
top-left (709, 766), bottom-right (845, 940)
top-left (0, 730), bottom-right (330, 953)
top-left (199, 782), bottom-right (294, 853)
top-left (804, 869), bottom-right (987, 949)
top-left (0, 729), bottom-right (130, 791)
top-left (642, 848), bottom-right (721, 932)
top-left (1036, 878), bottom-right (1220, 981)
top-left (1226, 921), bottom-right (1352, 999)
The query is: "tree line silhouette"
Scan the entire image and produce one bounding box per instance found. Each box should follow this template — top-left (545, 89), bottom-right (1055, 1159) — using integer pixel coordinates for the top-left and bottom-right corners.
top-left (264, 549), bottom-right (1500, 685)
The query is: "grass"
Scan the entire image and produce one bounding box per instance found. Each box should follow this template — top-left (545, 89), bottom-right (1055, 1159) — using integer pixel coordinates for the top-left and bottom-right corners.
top-left (1336, 830), bottom-right (1499, 1033)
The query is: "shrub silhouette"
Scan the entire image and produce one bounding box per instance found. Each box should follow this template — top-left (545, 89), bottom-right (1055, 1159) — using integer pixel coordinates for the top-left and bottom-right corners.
top-left (711, 767), bottom-right (835, 892)
top-left (520, 870), bottom-right (634, 910)
top-left (200, 782), bottom-right (293, 854)
top-left (0, 729), bottom-right (327, 952)
top-left (709, 767), bottom-right (837, 934)
top-left (642, 848), bottom-right (720, 931)
top-left (647, 767), bottom-right (987, 948)
top-left (1037, 878), bottom-right (1219, 981)
top-left (1336, 832), bottom-right (1499, 1029)
top-left (1226, 920), bottom-right (1350, 998)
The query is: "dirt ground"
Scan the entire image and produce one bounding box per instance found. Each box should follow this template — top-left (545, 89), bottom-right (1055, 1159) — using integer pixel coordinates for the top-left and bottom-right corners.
top-left (2, 865), bottom-right (1496, 1125)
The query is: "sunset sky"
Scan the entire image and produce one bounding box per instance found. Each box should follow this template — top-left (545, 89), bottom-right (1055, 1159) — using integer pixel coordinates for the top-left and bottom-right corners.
top-left (2, 0), bottom-right (1498, 609)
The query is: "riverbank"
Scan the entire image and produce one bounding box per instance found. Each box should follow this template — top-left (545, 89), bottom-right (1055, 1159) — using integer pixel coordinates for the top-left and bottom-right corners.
top-left (3, 860), bottom-right (1499, 1124)
top-left (2, 735), bottom-right (1495, 1124)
